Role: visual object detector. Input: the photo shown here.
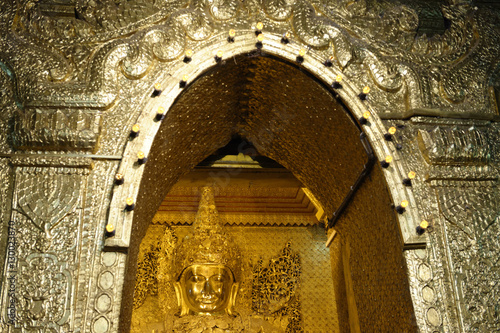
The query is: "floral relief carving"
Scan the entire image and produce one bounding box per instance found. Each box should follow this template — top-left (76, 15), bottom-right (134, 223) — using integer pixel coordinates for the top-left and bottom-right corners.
top-left (16, 253), bottom-right (72, 329)
top-left (0, 0), bottom-right (496, 117)
top-left (2, 163), bottom-right (88, 331)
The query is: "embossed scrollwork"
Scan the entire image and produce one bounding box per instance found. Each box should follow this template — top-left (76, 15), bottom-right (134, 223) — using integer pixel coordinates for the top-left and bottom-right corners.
top-left (121, 35), bottom-right (156, 81)
top-left (16, 253), bottom-right (72, 328)
top-left (207, 0), bottom-right (241, 21)
top-left (291, 1), bottom-right (354, 70)
top-left (329, 30), bottom-right (353, 70)
top-left (1, 0), bottom-right (497, 119)
top-left (291, 1), bottom-right (332, 48)
top-left (263, 0), bottom-right (295, 21)
top-left (396, 5), bottom-right (419, 33)
top-left (9, 2), bottom-right (73, 82)
top-left (151, 23), bottom-right (186, 62)
top-left (439, 71), bottom-right (467, 104)
top-left (364, 51), bottom-right (403, 92)
top-left (121, 23), bottom-right (186, 79)
top-left (174, 8), bottom-right (214, 41)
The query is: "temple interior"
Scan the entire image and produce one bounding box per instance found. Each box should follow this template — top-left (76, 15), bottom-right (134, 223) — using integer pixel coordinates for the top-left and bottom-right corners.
top-left (2, 1), bottom-right (499, 332)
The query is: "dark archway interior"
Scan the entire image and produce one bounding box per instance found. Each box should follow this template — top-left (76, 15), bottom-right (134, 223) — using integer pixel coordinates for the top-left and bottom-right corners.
top-left (119, 55), bottom-right (416, 332)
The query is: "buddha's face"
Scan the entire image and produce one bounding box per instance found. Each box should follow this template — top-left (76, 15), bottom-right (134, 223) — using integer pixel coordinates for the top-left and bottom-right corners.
top-left (180, 264), bottom-right (234, 314)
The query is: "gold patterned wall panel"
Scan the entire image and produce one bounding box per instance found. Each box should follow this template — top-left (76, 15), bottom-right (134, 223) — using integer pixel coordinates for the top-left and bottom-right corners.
top-left (334, 166), bottom-right (418, 332)
top-left (1, 159), bottom-right (91, 332)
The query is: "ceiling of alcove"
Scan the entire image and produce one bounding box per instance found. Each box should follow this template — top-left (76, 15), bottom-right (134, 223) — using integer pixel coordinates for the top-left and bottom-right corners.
top-left (153, 167), bottom-right (323, 227)
top-left (152, 138), bottom-right (322, 226)
top-left (134, 54), bottom-right (368, 241)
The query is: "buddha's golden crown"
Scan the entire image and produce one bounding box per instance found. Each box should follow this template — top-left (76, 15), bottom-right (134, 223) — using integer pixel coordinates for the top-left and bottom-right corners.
top-left (173, 187), bottom-right (241, 281)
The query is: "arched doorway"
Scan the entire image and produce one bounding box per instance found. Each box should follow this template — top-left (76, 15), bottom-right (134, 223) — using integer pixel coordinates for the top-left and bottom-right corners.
top-left (110, 54), bottom-right (416, 332)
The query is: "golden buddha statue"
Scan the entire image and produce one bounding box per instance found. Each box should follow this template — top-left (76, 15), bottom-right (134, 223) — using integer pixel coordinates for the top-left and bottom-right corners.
top-left (134, 187), bottom-right (302, 333)
top-left (171, 187), bottom-right (241, 318)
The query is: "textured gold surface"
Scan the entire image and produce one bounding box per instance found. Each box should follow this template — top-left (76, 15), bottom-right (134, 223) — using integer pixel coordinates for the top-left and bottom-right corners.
top-left (123, 55), bottom-right (366, 330)
top-left (131, 224), bottom-right (335, 333)
top-left (334, 166), bottom-right (417, 332)
top-left (2, 0), bottom-right (500, 332)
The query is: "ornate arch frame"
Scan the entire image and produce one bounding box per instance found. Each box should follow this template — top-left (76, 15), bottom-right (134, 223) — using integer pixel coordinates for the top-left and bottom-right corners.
top-left (102, 32), bottom-right (429, 332)
top-left (106, 32), bottom-right (423, 250)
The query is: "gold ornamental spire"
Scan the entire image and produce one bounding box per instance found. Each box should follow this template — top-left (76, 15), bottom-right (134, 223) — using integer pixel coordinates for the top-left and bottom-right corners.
top-left (192, 187), bottom-right (224, 236)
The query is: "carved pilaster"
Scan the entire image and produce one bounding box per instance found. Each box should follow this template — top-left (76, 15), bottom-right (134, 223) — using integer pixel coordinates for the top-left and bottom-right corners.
top-left (433, 180), bottom-right (500, 332)
top-left (392, 117), bottom-right (497, 333)
top-left (400, 116), bottom-right (500, 332)
top-left (1, 156), bottom-right (91, 332)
